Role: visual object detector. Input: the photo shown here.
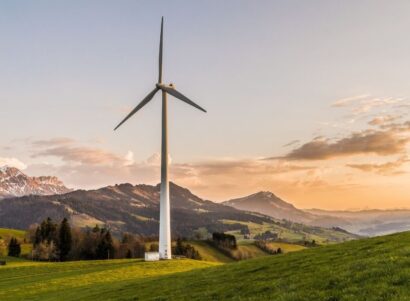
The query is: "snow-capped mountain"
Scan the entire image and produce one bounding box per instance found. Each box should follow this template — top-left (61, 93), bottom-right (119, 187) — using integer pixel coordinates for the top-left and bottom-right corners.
top-left (0, 166), bottom-right (71, 199)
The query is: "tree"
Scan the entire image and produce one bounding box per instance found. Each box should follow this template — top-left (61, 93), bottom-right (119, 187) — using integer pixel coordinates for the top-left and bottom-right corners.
top-left (96, 229), bottom-right (115, 259)
top-left (36, 217), bottom-right (58, 245)
top-left (192, 227), bottom-right (210, 240)
top-left (92, 224), bottom-right (100, 233)
top-left (34, 227), bottom-right (42, 246)
top-left (32, 241), bottom-right (58, 261)
top-left (58, 218), bottom-right (72, 261)
top-left (212, 232), bottom-right (237, 249)
top-left (175, 238), bottom-right (184, 254)
top-left (149, 243), bottom-right (159, 252)
top-left (8, 237), bottom-right (21, 257)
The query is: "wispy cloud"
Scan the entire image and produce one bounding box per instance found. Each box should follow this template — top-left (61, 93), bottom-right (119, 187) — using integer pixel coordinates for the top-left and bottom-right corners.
top-left (283, 140), bottom-right (300, 147)
top-left (368, 115), bottom-right (401, 126)
top-left (32, 137), bottom-right (75, 147)
top-left (346, 157), bottom-right (409, 175)
top-left (331, 94), bottom-right (370, 107)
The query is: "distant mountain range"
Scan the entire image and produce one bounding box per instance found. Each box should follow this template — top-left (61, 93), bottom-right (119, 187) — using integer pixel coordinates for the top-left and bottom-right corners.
top-left (0, 166), bottom-right (407, 237)
top-left (223, 191), bottom-right (410, 236)
top-left (0, 167), bottom-right (357, 242)
top-left (306, 208), bottom-right (410, 237)
top-left (0, 166), bottom-right (71, 199)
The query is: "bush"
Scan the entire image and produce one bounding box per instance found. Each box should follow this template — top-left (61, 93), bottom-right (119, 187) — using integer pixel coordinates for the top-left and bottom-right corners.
top-left (173, 238), bottom-right (201, 260)
top-left (255, 240), bottom-right (282, 255)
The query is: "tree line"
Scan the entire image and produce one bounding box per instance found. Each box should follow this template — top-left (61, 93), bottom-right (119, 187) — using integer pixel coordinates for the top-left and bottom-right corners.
top-left (26, 217), bottom-right (201, 261)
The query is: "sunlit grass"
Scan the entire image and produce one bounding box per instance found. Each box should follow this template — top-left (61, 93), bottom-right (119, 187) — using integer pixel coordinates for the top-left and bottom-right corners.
top-left (1, 232), bottom-right (409, 300)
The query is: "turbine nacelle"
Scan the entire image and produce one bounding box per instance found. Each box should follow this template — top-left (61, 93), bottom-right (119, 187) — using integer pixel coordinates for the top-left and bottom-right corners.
top-left (156, 83), bottom-right (175, 90)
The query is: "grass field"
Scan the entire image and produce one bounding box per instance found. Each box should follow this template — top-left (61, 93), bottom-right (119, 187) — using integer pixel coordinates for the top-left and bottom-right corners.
top-left (1, 231), bottom-right (409, 300)
top-left (0, 228), bottom-right (31, 257)
top-left (187, 241), bottom-right (234, 263)
top-left (265, 242), bottom-right (306, 253)
top-left (222, 220), bottom-right (355, 244)
top-left (0, 228), bottom-right (26, 241)
top-left (233, 239), bottom-right (270, 259)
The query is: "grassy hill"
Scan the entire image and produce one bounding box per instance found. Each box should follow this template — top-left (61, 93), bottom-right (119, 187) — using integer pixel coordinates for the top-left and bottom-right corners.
top-left (1, 231), bottom-right (409, 300)
top-left (0, 228), bottom-right (26, 240)
top-left (187, 241), bottom-right (234, 263)
top-left (0, 228), bottom-right (31, 257)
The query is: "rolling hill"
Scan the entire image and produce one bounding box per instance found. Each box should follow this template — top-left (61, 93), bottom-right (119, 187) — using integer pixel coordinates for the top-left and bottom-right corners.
top-left (1, 231), bottom-right (409, 300)
top-left (0, 182), bottom-right (357, 243)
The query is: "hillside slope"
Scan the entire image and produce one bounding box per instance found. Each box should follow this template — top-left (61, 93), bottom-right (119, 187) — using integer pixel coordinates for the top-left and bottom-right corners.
top-left (0, 183), bottom-right (357, 242)
top-left (0, 232), bottom-right (409, 300)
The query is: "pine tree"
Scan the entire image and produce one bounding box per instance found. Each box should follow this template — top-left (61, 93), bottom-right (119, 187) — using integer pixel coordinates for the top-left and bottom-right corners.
top-left (8, 237), bottom-right (21, 257)
top-left (96, 229), bottom-right (115, 259)
top-left (175, 238), bottom-right (184, 255)
top-left (58, 218), bottom-right (72, 261)
top-left (34, 226), bottom-right (42, 246)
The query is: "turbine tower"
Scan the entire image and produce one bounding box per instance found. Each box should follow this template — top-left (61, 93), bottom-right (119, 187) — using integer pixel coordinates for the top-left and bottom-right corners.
top-left (114, 17), bottom-right (206, 259)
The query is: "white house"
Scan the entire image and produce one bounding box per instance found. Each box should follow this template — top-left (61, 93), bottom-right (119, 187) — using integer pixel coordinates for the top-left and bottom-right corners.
top-left (144, 252), bottom-right (160, 261)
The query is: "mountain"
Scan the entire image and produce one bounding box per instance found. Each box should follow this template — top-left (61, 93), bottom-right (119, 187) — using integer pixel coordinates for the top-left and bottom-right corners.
top-left (223, 191), bottom-right (349, 227)
top-left (223, 190), bottom-right (410, 237)
top-left (223, 191), bottom-right (317, 224)
top-left (0, 166), bottom-right (71, 199)
top-left (307, 208), bottom-right (410, 236)
top-left (0, 182), bottom-right (357, 242)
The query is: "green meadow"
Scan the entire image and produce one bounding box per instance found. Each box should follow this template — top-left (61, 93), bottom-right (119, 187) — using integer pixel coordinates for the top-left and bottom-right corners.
top-left (1, 231), bottom-right (410, 300)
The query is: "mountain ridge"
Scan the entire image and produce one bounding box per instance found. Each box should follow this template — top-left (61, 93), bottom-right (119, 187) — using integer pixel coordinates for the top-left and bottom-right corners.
top-left (0, 166), bottom-right (71, 199)
top-left (223, 191), bottom-right (410, 236)
top-left (0, 181), bottom-right (357, 243)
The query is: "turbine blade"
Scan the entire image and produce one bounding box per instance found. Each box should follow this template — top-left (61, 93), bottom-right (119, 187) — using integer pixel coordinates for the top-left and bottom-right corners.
top-left (162, 86), bottom-right (207, 113)
top-left (114, 87), bottom-right (159, 130)
top-left (158, 17), bottom-right (164, 83)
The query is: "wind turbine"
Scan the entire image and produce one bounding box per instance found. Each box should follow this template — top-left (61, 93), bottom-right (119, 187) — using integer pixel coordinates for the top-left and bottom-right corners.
top-left (114, 17), bottom-right (206, 260)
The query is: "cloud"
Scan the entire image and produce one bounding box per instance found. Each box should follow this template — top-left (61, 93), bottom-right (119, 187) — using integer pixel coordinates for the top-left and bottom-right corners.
top-left (32, 137), bottom-right (75, 147)
top-left (276, 128), bottom-right (409, 160)
top-left (26, 138), bottom-right (318, 200)
top-left (0, 157), bottom-right (27, 170)
top-left (332, 95), bottom-right (406, 124)
top-left (368, 115), bottom-right (400, 126)
top-left (176, 159), bottom-right (314, 177)
top-left (283, 140), bottom-right (300, 147)
top-left (124, 151), bottom-right (135, 166)
top-left (331, 94), bottom-right (370, 107)
top-left (346, 157), bottom-right (409, 175)
top-left (32, 145), bottom-right (126, 165)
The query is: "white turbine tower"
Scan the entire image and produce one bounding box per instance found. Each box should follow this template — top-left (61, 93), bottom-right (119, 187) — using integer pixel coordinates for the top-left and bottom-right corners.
top-left (114, 17), bottom-right (206, 259)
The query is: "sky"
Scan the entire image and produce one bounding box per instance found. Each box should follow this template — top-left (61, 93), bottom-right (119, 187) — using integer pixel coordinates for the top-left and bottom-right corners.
top-left (1, 0), bottom-right (410, 210)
